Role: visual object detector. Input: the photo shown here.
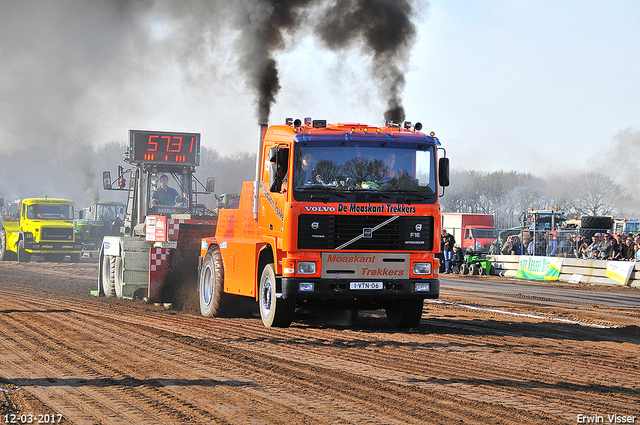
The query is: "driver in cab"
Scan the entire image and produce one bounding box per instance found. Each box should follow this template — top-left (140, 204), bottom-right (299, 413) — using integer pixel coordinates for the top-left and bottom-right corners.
top-left (151, 174), bottom-right (182, 206)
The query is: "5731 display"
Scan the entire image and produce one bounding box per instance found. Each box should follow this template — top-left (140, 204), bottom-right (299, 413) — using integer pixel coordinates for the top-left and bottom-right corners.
top-left (129, 130), bottom-right (201, 166)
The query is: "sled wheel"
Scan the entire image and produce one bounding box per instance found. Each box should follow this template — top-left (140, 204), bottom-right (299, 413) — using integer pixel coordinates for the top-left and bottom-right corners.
top-left (259, 264), bottom-right (295, 328)
top-left (386, 299), bottom-right (424, 328)
top-left (102, 254), bottom-right (115, 297)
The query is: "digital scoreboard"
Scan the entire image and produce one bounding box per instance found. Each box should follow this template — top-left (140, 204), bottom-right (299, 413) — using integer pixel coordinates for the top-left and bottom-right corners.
top-left (129, 130), bottom-right (201, 166)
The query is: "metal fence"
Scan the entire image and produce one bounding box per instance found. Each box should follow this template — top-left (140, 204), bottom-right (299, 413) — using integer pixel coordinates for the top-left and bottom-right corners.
top-left (441, 226), bottom-right (635, 260)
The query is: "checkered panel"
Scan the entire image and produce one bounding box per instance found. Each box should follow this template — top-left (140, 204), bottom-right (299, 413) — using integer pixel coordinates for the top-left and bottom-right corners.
top-left (150, 247), bottom-right (169, 271)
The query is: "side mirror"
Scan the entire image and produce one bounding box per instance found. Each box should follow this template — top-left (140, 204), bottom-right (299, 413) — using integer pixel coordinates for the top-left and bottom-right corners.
top-left (78, 210), bottom-right (84, 220)
top-left (103, 171), bottom-right (112, 190)
top-left (438, 157), bottom-right (450, 187)
top-left (205, 177), bottom-right (216, 194)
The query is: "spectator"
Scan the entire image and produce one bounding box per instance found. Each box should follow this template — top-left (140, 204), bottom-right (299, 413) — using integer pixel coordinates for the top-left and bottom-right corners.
top-left (621, 237), bottom-right (635, 261)
top-left (634, 242), bottom-right (640, 262)
top-left (586, 234), bottom-right (600, 259)
top-left (451, 246), bottom-right (465, 273)
top-left (597, 234), bottom-right (613, 260)
top-left (545, 233), bottom-right (558, 257)
top-left (441, 229), bottom-right (456, 273)
top-left (577, 242), bottom-right (589, 259)
top-left (511, 236), bottom-right (523, 255)
top-left (608, 236), bottom-right (621, 260)
top-left (527, 233), bottom-right (543, 256)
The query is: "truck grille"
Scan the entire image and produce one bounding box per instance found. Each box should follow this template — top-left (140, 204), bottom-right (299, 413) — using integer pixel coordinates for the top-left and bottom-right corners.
top-left (41, 227), bottom-right (74, 241)
top-left (298, 215), bottom-right (434, 251)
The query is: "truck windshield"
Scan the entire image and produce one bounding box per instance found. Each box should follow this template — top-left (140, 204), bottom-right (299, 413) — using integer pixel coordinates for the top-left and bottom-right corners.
top-left (97, 205), bottom-right (125, 221)
top-left (292, 142), bottom-right (436, 198)
top-left (27, 204), bottom-right (73, 220)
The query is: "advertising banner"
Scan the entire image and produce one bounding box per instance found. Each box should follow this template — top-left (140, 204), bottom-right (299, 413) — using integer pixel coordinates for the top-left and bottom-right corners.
top-left (605, 261), bottom-right (635, 285)
top-left (516, 256), bottom-right (563, 280)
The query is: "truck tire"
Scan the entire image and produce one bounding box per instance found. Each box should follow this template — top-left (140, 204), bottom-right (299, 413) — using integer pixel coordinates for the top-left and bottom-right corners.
top-left (259, 263), bottom-right (295, 328)
top-left (386, 299), bottom-right (424, 328)
top-left (17, 240), bottom-right (31, 263)
top-left (114, 256), bottom-right (124, 299)
top-left (102, 254), bottom-right (116, 297)
top-left (580, 216), bottom-right (613, 239)
top-left (199, 246), bottom-right (234, 317)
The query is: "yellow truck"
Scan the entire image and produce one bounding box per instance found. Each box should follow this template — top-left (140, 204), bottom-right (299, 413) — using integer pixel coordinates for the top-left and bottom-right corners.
top-left (0, 198), bottom-right (82, 262)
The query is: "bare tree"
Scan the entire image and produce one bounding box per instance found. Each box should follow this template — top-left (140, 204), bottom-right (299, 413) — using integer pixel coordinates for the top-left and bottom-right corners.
top-left (570, 172), bottom-right (626, 216)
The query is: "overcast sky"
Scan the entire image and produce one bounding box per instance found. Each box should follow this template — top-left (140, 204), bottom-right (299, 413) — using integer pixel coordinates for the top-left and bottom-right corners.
top-left (1, 0), bottom-right (639, 180)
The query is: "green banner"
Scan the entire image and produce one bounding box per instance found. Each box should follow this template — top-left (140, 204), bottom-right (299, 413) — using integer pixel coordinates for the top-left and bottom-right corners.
top-left (516, 256), bottom-right (563, 280)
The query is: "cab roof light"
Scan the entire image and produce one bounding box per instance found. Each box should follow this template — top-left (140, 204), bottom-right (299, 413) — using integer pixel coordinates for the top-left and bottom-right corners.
top-left (415, 122), bottom-right (423, 131)
top-left (294, 119), bottom-right (302, 128)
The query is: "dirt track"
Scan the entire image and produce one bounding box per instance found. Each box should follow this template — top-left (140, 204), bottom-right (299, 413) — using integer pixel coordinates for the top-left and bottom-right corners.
top-left (0, 260), bottom-right (638, 424)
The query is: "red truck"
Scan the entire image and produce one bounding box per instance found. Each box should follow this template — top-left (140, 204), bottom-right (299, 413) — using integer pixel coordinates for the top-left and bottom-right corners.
top-left (441, 213), bottom-right (497, 253)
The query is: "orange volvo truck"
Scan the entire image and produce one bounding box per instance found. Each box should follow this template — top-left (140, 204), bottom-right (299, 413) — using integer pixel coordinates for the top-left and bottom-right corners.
top-left (198, 118), bottom-right (449, 328)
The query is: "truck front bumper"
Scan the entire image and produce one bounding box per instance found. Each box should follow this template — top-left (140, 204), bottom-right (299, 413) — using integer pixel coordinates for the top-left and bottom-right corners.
top-left (24, 241), bottom-right (82, 254)
top-left (282, 277), bottom-right (439, 303)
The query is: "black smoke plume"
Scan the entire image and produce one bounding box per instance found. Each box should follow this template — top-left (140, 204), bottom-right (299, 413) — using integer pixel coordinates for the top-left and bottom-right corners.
top-left (234, 1), bottom-right (314, 124)
top-left (314, 0), bottom-right (423, 123)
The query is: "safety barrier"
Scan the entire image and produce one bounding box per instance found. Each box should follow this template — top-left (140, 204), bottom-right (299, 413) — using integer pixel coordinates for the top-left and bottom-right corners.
top-left (487, 255), bottom-right (640, 289)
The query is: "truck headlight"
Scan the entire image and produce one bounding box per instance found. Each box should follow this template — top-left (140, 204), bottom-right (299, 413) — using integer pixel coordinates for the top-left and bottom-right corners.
top-left (413, 262), bottom-right (432, 275)
top-left (24, 232), bottom-right (34, 240)
top-left (297, 262), bottom-right (316, 275)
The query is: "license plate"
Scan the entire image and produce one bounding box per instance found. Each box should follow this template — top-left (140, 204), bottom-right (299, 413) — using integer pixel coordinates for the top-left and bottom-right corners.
top-left (350, 282), bottom-right (383, 290)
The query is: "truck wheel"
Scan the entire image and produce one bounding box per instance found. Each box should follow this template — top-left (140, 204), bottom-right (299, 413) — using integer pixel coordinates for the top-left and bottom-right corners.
top-left (386, 299), bottom-right (424, 328)
top-left (114, 256), bottom-right (124, 299)
top-left (17, 240), bottom-right (31, 263)
top-left (102, 254), bottom-right (115, 297)
top-left (259, 264), bottom-right (295, 328)
top-left (199, 246), bottom-right (233, 317)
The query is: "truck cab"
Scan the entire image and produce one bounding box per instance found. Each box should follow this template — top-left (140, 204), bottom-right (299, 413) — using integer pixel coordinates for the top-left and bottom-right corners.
top-left (75, 201), bottom-right (126, 251)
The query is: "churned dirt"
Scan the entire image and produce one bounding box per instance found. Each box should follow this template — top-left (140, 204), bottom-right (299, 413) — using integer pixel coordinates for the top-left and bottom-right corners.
top-left (0, 260), bottom-right (638, 424)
